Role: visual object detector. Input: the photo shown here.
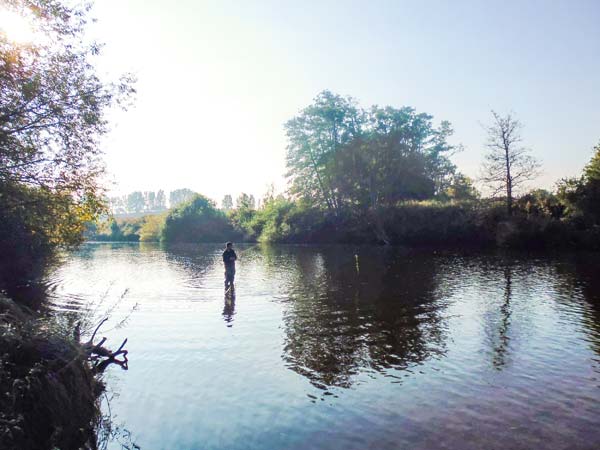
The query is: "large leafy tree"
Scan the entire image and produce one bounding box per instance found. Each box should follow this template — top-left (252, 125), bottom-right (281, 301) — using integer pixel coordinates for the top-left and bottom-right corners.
top-left (162, 194), bottom-right (238, 243)
top-left (559, 141), bottom-right (600, 222)
top-left (0, 1), bottom-right (133, 235)
top-left (581, 142), bottom-right (600, 222)
top-left (285, 92), bottom-right (459, 214)
top-left (285, 90), bottom-right (364, 213)
top-left (0, 0), bottom-right (134, 279)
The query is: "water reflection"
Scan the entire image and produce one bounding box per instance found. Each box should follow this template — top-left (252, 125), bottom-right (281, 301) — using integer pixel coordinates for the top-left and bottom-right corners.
top-left (260, 246), bottom-right (449, 389)
top-left (162, 243), bottom-right (220, 289)
top-left (489, 266), bottom-right (513, 370)
top-left (223, 293), bottom-right (236, 327)
top-left (554, 253), bottom-right (600, 358)
top-left (31, 244), bottom-right (600, 450)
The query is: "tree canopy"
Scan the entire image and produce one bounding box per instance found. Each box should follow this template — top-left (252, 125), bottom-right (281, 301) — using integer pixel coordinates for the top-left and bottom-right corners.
top-left (0, 0), bottom-right (134, 279)
top-left (161, 194), bottom-right (239, 243)
top-left (285, 91), bottom-right (461, 215)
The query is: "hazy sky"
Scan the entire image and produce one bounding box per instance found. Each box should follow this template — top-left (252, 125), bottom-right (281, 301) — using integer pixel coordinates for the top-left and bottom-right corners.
top-left (90, 0), bottom-right (600, 203)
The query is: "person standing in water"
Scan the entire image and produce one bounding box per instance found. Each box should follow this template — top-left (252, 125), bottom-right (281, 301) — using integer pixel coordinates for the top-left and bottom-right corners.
top-left (222, 242), bottom-right (237, 291)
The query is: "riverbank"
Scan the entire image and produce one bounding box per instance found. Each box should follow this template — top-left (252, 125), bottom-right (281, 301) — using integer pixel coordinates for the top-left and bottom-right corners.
top-left (0, 294), bottom-right (100, 449)
top-left (86, 199), bottom-right (600, 251)
top-left (0, 292), bottom-right (129, 450)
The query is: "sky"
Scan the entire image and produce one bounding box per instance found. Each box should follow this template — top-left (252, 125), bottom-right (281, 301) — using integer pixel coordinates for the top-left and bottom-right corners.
top-left (87, 0), bottom-right (600, 203)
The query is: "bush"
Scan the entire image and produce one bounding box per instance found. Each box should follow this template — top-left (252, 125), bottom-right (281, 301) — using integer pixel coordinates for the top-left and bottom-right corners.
top-left (0, 295), bottom-right (102, 450)
top-left (382, 201), bottom-right (485, 246)
top-left (161, 194), bottom-right (240, 243)
top-left (139, 213), bottom-right (167, 242)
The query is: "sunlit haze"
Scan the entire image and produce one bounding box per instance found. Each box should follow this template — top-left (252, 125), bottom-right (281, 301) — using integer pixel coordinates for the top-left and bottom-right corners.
top-left (0, 7), bottom-right (37, 44)
top-left (90, 0), bottom-right (600, 202)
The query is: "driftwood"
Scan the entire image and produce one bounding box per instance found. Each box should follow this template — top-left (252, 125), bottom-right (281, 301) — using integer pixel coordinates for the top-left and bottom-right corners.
top-left (78, 318), bottom-right (129, 374)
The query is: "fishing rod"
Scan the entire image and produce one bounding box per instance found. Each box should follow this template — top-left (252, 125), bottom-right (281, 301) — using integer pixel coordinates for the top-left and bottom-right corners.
top-left (230, 243), bottom-right (259, 259)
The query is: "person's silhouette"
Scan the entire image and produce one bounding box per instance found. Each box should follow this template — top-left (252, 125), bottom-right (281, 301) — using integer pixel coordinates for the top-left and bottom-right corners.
top-left (222, 242), bottom-right (237, 292)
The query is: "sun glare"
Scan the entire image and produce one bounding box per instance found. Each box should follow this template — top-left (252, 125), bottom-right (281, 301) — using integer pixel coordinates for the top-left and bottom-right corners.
top-left (0, 8), bottom-right (37, 44)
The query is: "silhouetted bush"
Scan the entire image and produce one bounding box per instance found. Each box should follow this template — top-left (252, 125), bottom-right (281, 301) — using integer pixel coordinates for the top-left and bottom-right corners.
top-left (0, 295), bottom-right (102, 450)
top-left (161, 194), bottom-right (240, 243)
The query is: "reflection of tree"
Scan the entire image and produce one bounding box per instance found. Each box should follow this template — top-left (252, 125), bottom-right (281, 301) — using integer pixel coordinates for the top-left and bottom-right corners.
top-left (262, 246), bottom-right (448, 390)
top-left (162, 243), bottom-right (220, 287)
top-left (489, 266), bottom-right (513, 370)
top-left (554, 254), bottom-right (600, 358)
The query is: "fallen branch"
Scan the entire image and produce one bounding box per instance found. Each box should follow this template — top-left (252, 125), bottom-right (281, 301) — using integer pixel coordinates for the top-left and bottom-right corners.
top-left (81, 319), bottom-right (129, 374)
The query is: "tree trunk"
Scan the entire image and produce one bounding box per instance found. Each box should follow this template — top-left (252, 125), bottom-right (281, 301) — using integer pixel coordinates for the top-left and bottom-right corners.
top-left (504, 139), bottom-right (513, 216)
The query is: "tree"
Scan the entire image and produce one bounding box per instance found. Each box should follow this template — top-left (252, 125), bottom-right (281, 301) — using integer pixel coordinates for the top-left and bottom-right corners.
top-left (169, 188), bottom-right (195, 208)
top-left (557, 141), bottom-right (600, 222)
top-left (236, 192), bottom-right (255, 209)
top-left (221, 194), bottom-right (233, 211)
top-left (161, 194), bottom-right (238, 242)
top-left (285, 90), bottom-right (364, 213)
top-left (139, 213), bottom-right (166, 241)
top-left (444, 174), bottom-right (479, 201)
top-left (126, 191), bottom-right (144, 213)
top-left (285, 93), bottom-right (459, 215)
top-left (0, 0), bottom-right (134, 280)
top-left (109, 220), bottom-right (122, 240)
top-left (155, 189), bottom-right (166, 211)
top-left (145, 191), bottom-right (156, 211)
top-left (581, 141), bottom-right (600, 221)
top-left (109, 196), bottom-right (127, 214)
top-left (481, 111), bottom-right (541, 215)
top-left (0, 0), bottom-right (134, 210)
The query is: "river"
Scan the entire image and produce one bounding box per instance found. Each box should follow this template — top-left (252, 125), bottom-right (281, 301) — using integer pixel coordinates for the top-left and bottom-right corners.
top-left (45, 243), bottom-right (600, 449)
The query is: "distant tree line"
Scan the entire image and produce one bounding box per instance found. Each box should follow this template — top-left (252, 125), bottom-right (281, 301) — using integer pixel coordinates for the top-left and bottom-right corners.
top-left (87, 91), bottom-right (600, 250)
top-left (108, 188), bottom-right (199, 215)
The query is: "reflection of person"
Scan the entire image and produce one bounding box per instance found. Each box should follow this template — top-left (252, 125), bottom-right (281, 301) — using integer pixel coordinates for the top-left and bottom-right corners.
top-left (222, 242), bottom-right (237, 290)
top-left (223, 295), bottom-right (235, 327)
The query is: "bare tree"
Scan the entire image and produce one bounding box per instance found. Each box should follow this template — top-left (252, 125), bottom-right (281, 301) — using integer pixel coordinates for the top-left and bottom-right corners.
top-left (481, 111), bottom-right (541, 215)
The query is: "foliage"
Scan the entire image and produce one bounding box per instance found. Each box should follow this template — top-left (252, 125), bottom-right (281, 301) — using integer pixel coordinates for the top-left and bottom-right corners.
top-left (169, 188), bottom-right (195, 208)
top-left (480, 111), bottom-right (541, 214)
top-left (236, 192), bottom-right (255, 209)
top-left (0, 295), bottom-right (102, 450)
top-left (285, 90), bottom-right (363, 212)
top-left (109, 190), bottom-right (167, 214)
top-left (161, 194), bottom-right (239, 243)
top-left (0, 0), bottom-right (134, 280)
top-left (221, 194), bottom-right (233, 211)
top-left (515, 189), bottom-right (564, 218)
top-left (285, 91), bottom-right (460, 215)
top-left (126, 191), bottom-right (144, 213)
top-left (0, 0), bottom-right (133, 203)
top-left (381, 201), bottom-right (484, 246)
top-left (139, 212), bottom-right (166, 242)
top-left (86, 216), bottom-right (151, 242)
top-left (228, 202), bottom-right (256, 240)
top-left (554, 142), bottom-right (600, 225)
top-left (0, 181), bottom-right (104, 283)
top-left (442, 173), bottom-right (479, 201)
top-left (580, 141), bottom-right (600, 223)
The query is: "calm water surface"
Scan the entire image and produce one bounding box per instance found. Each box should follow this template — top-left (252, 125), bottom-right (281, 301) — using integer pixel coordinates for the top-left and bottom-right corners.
top-left (46, 243), bottom-right (600, 449)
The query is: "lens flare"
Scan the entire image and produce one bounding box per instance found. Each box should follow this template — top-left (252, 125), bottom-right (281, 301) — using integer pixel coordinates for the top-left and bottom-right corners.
top-left (0, 8), bottom-right (37, 44)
